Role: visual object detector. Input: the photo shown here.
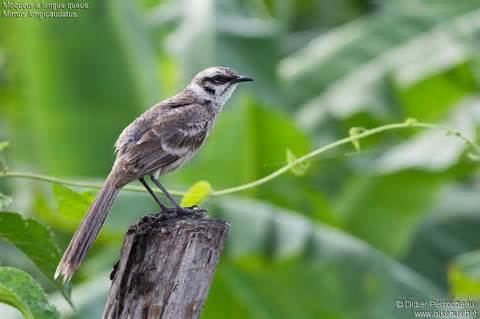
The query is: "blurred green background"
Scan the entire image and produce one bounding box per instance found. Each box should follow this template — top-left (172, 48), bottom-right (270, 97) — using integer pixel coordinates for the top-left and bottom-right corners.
top-left (2, 0), bottom-right (480, 318)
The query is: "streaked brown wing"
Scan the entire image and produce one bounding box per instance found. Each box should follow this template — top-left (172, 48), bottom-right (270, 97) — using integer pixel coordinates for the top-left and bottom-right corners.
top-left (114, 93), bottom-right (198, 156)
top-left (121, 117), bottom-right (209, 177)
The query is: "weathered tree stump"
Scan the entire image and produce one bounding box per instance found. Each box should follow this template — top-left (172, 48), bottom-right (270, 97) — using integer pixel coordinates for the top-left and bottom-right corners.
top-left (103, 210), bottom-right (229, 319)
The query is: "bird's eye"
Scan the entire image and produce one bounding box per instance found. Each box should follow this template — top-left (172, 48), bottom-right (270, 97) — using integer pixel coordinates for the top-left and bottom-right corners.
top-left (211, 75), bottom-right (226, 84)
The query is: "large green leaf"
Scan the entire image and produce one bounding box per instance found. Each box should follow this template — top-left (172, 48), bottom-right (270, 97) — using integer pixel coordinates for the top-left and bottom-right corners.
top-left (2, 0), bottom-right (158, 176)
top-left (201, 198), bottom-right (444, 319)
top-left (284, 2), bottom-right (480, 129)
top-left (272, 0), bottom-right (370, 40)
top-left (202, 265), bottom-right (254, 319)
top-left (376, 96), bottom-right (480, 173)
top-left (403, 184), bottom-right (480, 289)
top-left (53, 184), bottom-right (95, 221)
top-left (395, 62), bottom-right (478, 122)
top-left (336, 170), bottom-right (446, 256)
top-left (0, 212), bottom-right (70, 301)
top-left (375, 96), bottom-right (480, 173)
top-left (35, 185), bottom-right (139, 245)
top-left (0, 267), bottom-right (60, 319)
top-left (449, 250), bottom-right (480, 299)
top-left (0, 212), bottom-right (61, 278)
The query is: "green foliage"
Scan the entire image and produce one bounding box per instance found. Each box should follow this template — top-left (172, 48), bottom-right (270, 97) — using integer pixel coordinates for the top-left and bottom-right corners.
top-left (0, 267), bottom-right (60, 319)
top-left (2, 0), bottom-right (157, 176)
top-left (338, 170), bottom-right (446, 256)
top-left (53, 184), bottom-right (95, 221)
top-left (286, 149), bottom-right (310, 176)
top-left (397, 61), bottom-right (478, 122)
top-left (348, 127), bottom-right (366, 151)
top-left (404, 118), bottom-right (418, 126)
top-left (0, 212), bottom-right (71, 302)
top-left (0, 141), bottom-right (9, 152)
top-left (0, 194), bottom-right (12, 210)
top-left (449, 251), bottom-right (480, 298)
top-left (36, 185), bottom-right (121, 247)
top-left (180, 181), bottom-right (212, 207)
top-left (403, 187), bottom-right (480, 288)
top-left (0, 140), bottom-right (8, 172)
top-left (287, 0), bottom-right (480, 129)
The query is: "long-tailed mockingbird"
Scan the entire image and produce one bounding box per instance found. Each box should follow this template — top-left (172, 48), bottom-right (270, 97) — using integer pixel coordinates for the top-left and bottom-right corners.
top-left (55, 67), bottom-right (253, 282)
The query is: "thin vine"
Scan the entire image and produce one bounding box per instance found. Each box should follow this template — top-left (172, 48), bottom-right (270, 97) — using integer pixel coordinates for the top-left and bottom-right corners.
top-left (0, 120), bottom-right (478, 197)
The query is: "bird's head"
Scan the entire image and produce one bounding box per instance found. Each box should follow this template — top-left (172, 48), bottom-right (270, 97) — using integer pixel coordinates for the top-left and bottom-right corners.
top-left (188, 67), bottom-right (253, 106)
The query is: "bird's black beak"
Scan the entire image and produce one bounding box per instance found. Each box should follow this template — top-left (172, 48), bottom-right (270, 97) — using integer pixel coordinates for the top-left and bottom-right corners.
top-left (233, 75), bottom-right (254, 83)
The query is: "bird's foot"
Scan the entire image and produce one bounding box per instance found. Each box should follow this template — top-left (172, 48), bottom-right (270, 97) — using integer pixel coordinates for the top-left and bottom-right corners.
top-left (175, 205), bottom-right (207, 218)
top-left (159, 207), bottom-right (177, 216)
top-left (158, 205), bottom-right (207, 219)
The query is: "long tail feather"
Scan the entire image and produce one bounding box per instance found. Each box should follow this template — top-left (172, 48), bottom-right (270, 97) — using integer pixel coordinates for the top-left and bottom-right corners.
top-left (55, 173), bottom-right (120, 283)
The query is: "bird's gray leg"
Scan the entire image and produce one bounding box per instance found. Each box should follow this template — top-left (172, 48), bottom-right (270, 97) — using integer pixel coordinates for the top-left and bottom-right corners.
top-left (150, 176), bottom-right (201, 215)
top-left (150, 176), bottom-right (181, 208)
top-left (138, 177), bottom-right (170, 212)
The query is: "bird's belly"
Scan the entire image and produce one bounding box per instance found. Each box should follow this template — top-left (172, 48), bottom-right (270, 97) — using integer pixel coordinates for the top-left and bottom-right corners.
top-left (154, 150), bottom-right (197, 178)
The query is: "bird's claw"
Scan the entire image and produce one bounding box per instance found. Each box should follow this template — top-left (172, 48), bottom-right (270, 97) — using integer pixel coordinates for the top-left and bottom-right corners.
top-left (160, 205), bottom-right (207, 218)
top-left (176, 206), bottom-right (202, 215)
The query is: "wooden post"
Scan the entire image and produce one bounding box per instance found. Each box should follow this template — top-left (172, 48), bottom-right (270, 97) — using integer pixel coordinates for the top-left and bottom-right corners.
top-left (103, 210), bottom-right (229, 319)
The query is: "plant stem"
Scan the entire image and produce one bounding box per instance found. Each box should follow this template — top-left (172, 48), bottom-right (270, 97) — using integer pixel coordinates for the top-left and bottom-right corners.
top-left (0, 171), bottom-right (185, 196)
top-left (0, 121), bottom-right (477, 197)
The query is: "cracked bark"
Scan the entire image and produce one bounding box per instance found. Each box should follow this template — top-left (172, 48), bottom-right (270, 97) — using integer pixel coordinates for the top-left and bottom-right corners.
top-left (103, 211), bottom-right (229, 319)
